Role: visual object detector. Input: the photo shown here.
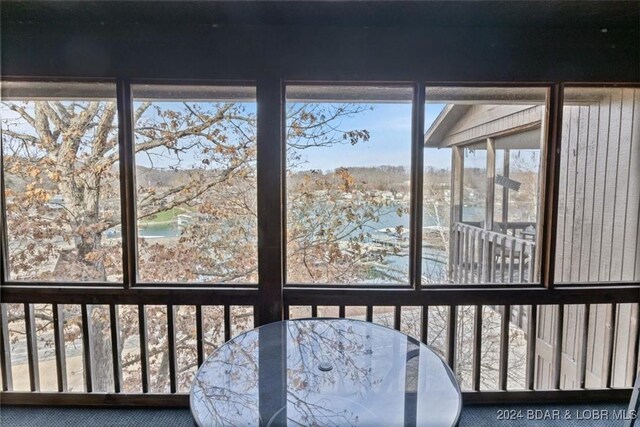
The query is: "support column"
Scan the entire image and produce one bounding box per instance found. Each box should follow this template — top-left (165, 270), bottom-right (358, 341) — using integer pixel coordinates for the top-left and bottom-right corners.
top-left (449, 147), bottom-right (464, 279)
top-left (502, 149), bottom-right (510, 234)
top-left (486, 138), bottom-right (496, 232)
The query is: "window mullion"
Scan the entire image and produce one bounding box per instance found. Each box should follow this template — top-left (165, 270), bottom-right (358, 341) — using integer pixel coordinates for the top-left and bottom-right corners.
top-left (116, 79), bottom-right (137, 288)
top-left (540, 83), bottom-right (564, 289)
top-left (411, 83), bottom-right (426, 289)
top-left (256, 78), bottom-right (285, 325)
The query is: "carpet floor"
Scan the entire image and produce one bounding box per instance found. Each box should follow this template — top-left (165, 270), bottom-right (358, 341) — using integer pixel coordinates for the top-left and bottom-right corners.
top-left (0, 403), bottom-right (630, 426)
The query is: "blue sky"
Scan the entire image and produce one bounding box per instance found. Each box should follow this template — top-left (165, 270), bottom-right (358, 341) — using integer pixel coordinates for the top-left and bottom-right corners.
top-left (132, 100), bottom-right (451, 171)
top-left (289, 102), bottom-right (450, 172)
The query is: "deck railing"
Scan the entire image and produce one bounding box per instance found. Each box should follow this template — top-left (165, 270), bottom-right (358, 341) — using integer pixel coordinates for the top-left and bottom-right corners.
top-left (451, 222), bottom-right (537, 284)
top-left (0, 292), bottom-right (637, 406)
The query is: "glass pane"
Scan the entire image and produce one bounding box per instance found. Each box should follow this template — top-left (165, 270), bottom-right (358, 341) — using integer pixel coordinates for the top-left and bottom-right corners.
top-left (1, 81), bottom-right (122, 282)
top-left (556, 87), bottom-right (639, 283)
top-left (424, 86), bottom-right (547, 285)
top-left (132, 85), bottom-right (257, 284)
top-left (286, 85), bottom-right (413, 285)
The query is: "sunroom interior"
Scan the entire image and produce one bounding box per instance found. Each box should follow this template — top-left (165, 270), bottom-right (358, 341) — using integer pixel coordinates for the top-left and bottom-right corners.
top-left (0, 1), bottom-right (639, 426)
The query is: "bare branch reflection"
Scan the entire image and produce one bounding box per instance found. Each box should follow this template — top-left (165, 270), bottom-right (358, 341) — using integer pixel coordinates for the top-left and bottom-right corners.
top-left (191, 319), bottom-right (460, 427)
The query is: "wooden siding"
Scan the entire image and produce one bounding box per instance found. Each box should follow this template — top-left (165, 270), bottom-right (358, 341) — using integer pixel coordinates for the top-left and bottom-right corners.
top-left (440, 104), bottom-right (544, 147)
top-left (555, 88), bottom-right (640, 283)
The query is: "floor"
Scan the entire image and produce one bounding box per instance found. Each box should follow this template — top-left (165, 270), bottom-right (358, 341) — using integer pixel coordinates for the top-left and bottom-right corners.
top-left (0, 403), bottom-right (630, 426)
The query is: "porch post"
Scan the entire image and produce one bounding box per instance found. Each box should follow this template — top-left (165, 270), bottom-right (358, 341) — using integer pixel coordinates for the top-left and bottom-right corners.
top-left (449, 147), bottom-right (464, 279)
top-left (484, 138), bottom-right (496, 283)
top-left (485, 138), bottom-right (496, 232)
top-left (502, 149), bottom-right (510, 234)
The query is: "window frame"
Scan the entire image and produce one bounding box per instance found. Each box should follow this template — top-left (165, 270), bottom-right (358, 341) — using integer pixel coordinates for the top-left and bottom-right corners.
top-left (0, 79), bottom-right (638, 315)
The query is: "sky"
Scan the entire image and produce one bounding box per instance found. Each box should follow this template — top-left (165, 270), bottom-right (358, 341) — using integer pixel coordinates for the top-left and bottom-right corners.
top-left (2, 99), bottom-right (451, 172)
top-left (289, 102), bottom-right (450, 172)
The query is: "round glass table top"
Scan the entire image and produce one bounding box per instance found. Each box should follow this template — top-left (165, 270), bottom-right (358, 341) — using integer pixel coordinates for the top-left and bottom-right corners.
top-left (191, 318), bottom-right (461, 427)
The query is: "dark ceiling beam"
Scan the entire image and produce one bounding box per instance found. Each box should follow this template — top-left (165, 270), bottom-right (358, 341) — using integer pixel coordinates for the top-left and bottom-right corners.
top-left (1, 1), bottom-right (638, 82)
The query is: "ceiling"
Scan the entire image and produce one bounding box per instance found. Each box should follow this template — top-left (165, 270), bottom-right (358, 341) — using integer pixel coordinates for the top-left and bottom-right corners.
top-left (2, 1), bottom-right (638, 29)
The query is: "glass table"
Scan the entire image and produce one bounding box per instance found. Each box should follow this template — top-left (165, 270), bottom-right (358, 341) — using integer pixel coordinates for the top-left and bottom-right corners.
top-left (191, 318), bottom-right (461, 426)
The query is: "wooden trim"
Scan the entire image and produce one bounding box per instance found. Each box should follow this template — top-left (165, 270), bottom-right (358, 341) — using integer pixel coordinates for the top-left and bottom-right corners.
top-left (472, 305), bottom-right (482, 391)
top-left (421, 305), bottom-right (429, 344)
top-left (485, 138), bottom-right (496, 233)
top-left (410, 82), bottom-right (425, 288)
top-left (116, 79), bottom-right (137, 288)
top-left (462, 388), bottom-right (632, 405)
top-left (0, 126), bottom-right (9, 282)
top-left (0, 287), bottom-right (260, 305)
top-left (499, 305), bottom-right (510, 390)
top-left (224, 304), bottom-right (231, 342)
top-left (284, 286), bottom-right (640, 306)
top-left (1, 284), bottom-right (635, 306)
top-left (109, 304), bottom-right (122, 393)
top-left (195, 305), bottom-right (204, 367)
top-left (24, 304), bottom-right (39, 392)
top-left (526, 305), bottom-right (538, 390)
top-left (81, 304), bottom-right (93, 393)
top-left (138, 304), bottom-right (149, 393)
top-left (553, 304), bottom-right (564, 389)
top-left (606, 303), bottom-right (618, 388)
top-left (447, 305), bottom-right (457, 369)
top-left (0, 304), bottom-right (13, 391)
top-left (256, 78), bottom-right (284, 325)
top-left (578, 304), bottom-right (590, 389)
top-left (0, 388), bottom-right (631, 407)
top-left (167, 305), bottom-right (177, 394)
top-left (0, 392), bottom-right (189, 407)
top-left (52, 304), bottom-right (68, 392)
top-left (540, 84), bottom-right (564, 288)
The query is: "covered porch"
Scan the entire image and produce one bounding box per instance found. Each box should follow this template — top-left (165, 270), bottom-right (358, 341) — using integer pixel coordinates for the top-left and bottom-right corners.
top-left (425, 88), bottom-right (546, 285)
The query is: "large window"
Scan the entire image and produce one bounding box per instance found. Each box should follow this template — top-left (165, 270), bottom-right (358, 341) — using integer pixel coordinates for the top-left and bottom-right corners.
top-left (285, 85), bottom-right (413, 285)
top-left (132, 85), bottom-right (258, 284)
top-left (4, 82), bottom-right (637, 289)
top-left (424, 87), bottom-right (547, 285)
top-left (1, 82), bottom-right (122, 282)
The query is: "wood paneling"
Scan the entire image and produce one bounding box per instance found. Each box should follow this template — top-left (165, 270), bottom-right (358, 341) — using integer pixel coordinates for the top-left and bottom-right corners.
top-left (556, 88), bottom-right (639, 283)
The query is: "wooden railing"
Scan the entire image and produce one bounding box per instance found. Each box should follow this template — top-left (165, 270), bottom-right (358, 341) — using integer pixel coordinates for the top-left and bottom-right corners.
top-left (451, 222), bottom-right (537, 284)
top-left (0, 297), bottom-right (637, 406)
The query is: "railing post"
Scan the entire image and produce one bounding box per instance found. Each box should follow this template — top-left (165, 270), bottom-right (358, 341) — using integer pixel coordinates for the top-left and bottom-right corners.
top-left (485, 137), bottom-right (496, 233)
top-left (0, 304), bottom-right (13, 391)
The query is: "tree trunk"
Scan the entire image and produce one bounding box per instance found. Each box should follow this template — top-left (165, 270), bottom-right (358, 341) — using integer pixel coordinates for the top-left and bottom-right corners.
top-left (90, 305), bottom-right (114, 392)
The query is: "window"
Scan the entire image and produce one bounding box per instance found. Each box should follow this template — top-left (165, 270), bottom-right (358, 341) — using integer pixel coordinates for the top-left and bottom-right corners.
top-left (1, 82), bottom-right (122, 282)
top-left (424, 87), bottom-right (547, 284)
top-left (132, 85), bottom-right (257, 284)
top-left (286, 85), bottom-right (413, 284)
top-left (555, 87), bottom-right (639, 283)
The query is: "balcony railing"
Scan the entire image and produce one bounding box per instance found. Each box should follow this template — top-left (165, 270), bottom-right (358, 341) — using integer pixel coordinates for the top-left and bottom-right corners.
top-left (451, 222), bottom-right (537, 284)
top-left (0, 293), bottom-right (637, 406)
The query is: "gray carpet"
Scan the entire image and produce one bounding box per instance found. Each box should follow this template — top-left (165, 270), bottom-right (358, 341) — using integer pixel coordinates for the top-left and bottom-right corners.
top-left (0, 403), bottom-right (630, 426)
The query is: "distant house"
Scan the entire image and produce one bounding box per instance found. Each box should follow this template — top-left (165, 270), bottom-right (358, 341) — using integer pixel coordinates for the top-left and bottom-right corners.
top-left (46, 194), bottom-right (65, 209)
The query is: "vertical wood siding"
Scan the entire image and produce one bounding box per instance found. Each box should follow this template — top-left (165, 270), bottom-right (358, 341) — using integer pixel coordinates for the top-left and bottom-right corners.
top-left (556, 88), bottom-right (639, 283)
